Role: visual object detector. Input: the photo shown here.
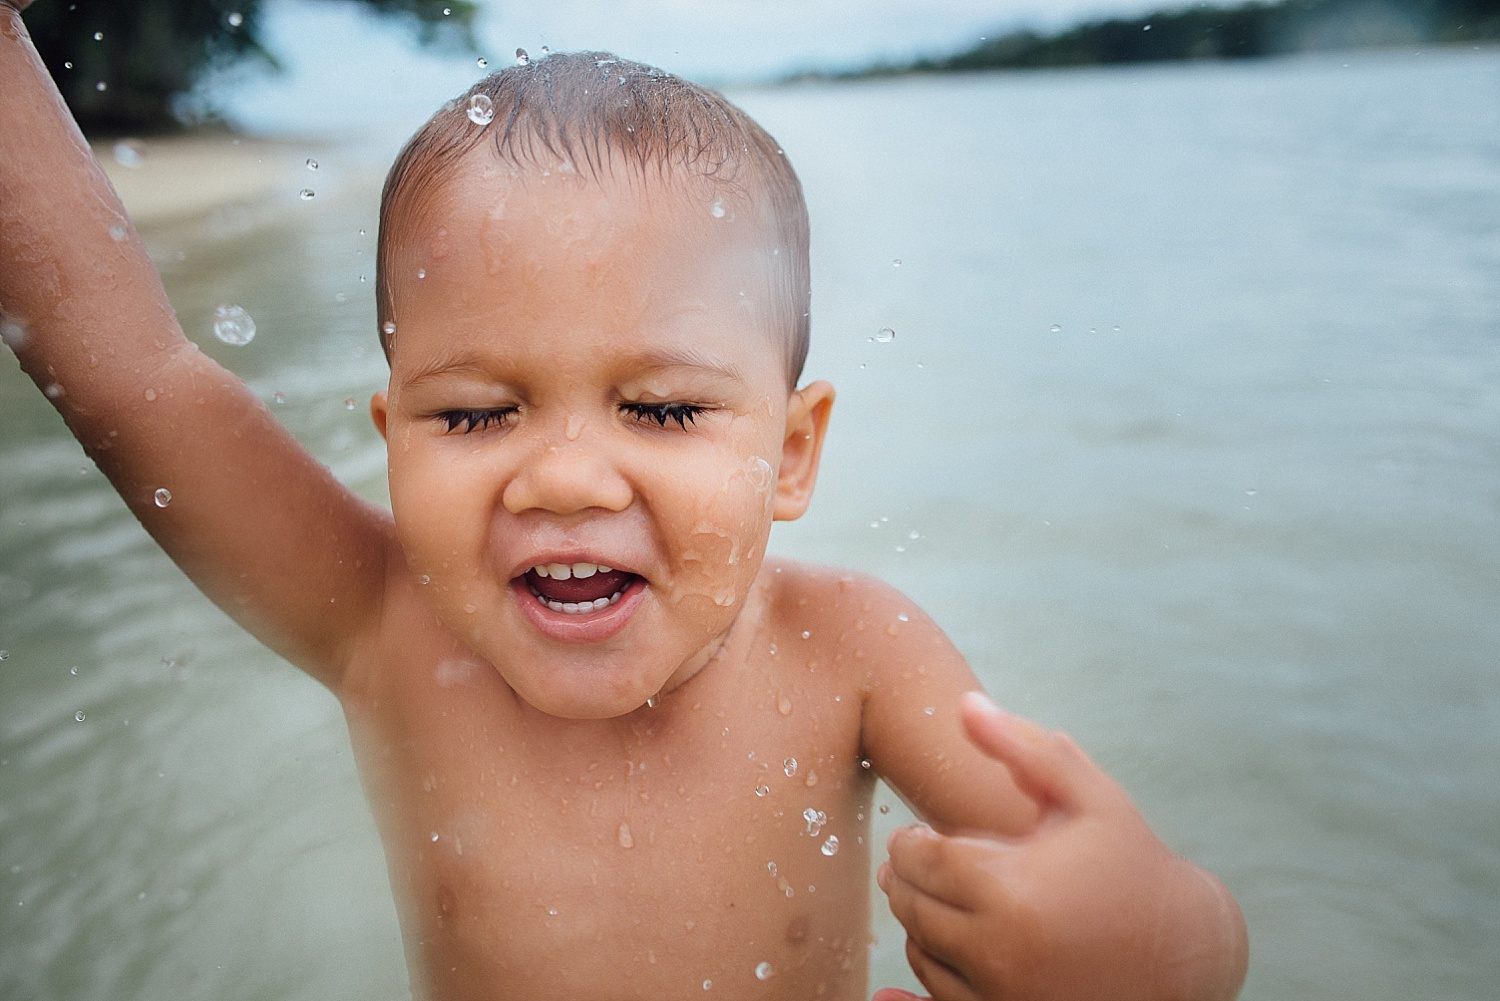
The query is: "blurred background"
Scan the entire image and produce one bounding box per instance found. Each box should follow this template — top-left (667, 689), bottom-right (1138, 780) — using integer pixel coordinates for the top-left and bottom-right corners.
top-left (2, 1), bottom-right (1498, 998)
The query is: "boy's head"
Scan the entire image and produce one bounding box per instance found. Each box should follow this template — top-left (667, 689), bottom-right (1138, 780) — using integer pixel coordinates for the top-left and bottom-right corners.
top-left (367, 54), bottom-right (834, 719)
top-left (375, 51), bottom-right (810, 387)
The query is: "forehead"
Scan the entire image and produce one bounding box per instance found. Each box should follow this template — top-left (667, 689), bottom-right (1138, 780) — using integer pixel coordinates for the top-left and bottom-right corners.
top-left (384, 154), bottom-right (787, 375)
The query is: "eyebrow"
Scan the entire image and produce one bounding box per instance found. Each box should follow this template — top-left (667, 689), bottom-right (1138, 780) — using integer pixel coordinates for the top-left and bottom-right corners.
top-left (399, 343), bottom-right (749, 391)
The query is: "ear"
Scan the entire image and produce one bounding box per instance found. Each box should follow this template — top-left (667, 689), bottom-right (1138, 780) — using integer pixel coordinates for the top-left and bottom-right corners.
top-left (774, 380), bottom-right (835, 522)
top-left (370, 391), bottom-right (389, 441)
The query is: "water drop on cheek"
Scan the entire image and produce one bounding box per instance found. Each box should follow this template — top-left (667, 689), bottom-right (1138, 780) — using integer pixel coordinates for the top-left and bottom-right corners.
top-left (565, 415), bottom-right (585, 441)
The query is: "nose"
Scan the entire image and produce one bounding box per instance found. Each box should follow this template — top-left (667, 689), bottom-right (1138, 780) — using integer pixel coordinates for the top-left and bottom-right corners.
top-left (501, 430), bottom-right (634, 516)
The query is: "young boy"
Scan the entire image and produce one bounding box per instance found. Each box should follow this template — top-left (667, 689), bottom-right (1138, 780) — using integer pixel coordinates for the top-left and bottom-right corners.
top-left (0, 5), bottom-right (1247, 999)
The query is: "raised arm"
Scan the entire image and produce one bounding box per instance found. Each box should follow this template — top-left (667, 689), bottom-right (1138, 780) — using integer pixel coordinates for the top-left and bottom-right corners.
top-left (0, 3), bottom-right (391, 690)
top-left (857, 583), bottom-right (1247, 1000)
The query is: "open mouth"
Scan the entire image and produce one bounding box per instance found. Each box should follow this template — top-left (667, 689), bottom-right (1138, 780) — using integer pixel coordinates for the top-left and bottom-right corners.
top-left (522, 562), bottom-right (639, 615)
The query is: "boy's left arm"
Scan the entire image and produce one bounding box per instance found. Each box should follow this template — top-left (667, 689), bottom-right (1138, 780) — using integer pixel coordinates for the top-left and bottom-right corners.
top-left (858, 586), bottom-right (1248, 1001)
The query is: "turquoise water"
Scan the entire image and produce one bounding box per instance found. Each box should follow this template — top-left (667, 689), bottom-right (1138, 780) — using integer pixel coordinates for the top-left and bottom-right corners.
top-left (3, 47), bottom-right (1498, 999)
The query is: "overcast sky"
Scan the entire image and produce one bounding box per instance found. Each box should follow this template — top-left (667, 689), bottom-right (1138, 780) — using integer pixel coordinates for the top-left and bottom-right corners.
top-left (213, 0), bottom-right (1169, 133)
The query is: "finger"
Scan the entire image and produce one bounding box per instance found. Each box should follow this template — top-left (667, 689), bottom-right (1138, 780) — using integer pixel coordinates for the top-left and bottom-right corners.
top-left (881, 859), bottom-right (975, 967)
top-left (885, 824), bottom-right (990, 910)
top-left (960, 690), bottom-right (1103, 812)
top-left (906, 938), bottom-right (982, 1001)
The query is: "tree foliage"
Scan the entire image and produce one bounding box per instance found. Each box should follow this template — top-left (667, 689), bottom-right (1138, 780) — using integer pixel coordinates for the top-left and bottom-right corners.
top-left (21, 0), bottom-right (479, 135)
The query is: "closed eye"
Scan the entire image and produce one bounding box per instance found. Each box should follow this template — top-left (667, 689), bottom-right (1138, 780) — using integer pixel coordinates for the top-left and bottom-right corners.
top-left (620, 402), bottom-right (707, 429)
top-left (440, 408), bottom-right (517, 433)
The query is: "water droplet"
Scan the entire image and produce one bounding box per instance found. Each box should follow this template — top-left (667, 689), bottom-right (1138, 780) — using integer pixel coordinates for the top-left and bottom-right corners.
top-left (475, 56), bottom-right (489, 69)
top-left (1143, 22), bottom-right (1153, 29)
top-left (153, 488), bottom-right (172, 508)
top-left (305, 157), bottom-right (318, 170)
top-left (1245, 489), bottom-right (1258, 496)
top-left (548, 907), bottom-right (558, 916)
top-left (892, 259), bottom-right (902, 267)
top-left (859, 758), bottom-right (872, 769)
top-left (68, 666), bottom-right (78, 676)
top-left (463, 603), bottom-right (476, 614)
top-left (768, 643), bottom-right (777, 656)
top-left (417, 268), bottom-right (426, 279)
top-left (515, 47), bottom-right (530, 66)
top-left (112, 140), bottom-right (143, 168)
top-left (703, 980), bottom-right (712, 991)
top-left (755, 962), bottom-right (773, 981)
top-left (821, 835), bottom-right (840, 856)
top-left (709, 199), bottom-right (727, 219)
top-left (95, 81), bottom-right (107, 92)
top-left (1113, 324), bottom-right (1122, 332)
top-left (923, 706), bottom-right (935, 716)
top-left (646, 694), bottom-right (660, 709)
top-left (907, 530), bottom-right (920, 540)
top-left (211, 304), bottom-right (256, 345)
top-left (227, 11), bottom-right (244, 27)
top-left (754, 782), bottom-right (770, 797)
top-left (897, 613), bottom-right (909, 622)
top-left (0, 651), bottom-right (8, 661)
top-left (874, 327), bottom-right (895, 343)
top-left (1049, 323), bottom-right (1062, 333)
top-left (777, 694), bottom-right (793, 716)
top-left (540, 45), bottom-right (551, 55)
top-left (802, 807), bottom-right (827, 835)
top-left (879, 804), bottom-right (890, 814)
top-left (766, 861), bottom-right (778, 876)
top-left (1089, 327), bottom-right (1098, 334)
top-left (801, 630), bottom-right (811, 640)
top-left (430, 831), bottom-right (440, 842)
top-left (93, 31), bottom-right (103, 40)
top-left (565, 414), bottom-right (585, 441)
top-left (299, 189), bottom-right (315, 200)
top-left (381, 320), bottom-right (396, 337)
top-left (618, 822), bottom-right (634, 848)
top-left (75, 711), bottom-right (86, 722)
top-left (442, 6), bottom-right (451, 14)
top-left (108, 223), bottom-right (127, 241)
top-left (273, 391), bottom-right (286, 404)
top-left (783, 757), bottom-right (797, 777)
top-left (419, 575), bottom-right (431, 585)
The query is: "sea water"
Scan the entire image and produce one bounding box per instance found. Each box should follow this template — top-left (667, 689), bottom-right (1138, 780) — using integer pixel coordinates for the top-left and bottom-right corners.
top-left (2, 46), bottom-right (1497, 1000)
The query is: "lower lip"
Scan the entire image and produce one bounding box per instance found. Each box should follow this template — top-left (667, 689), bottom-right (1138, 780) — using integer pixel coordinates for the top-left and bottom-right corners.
top-left (511, 575), bottom-right (648, 643)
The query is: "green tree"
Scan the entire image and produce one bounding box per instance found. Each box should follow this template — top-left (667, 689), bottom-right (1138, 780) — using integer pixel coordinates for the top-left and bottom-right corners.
top-left (21, 0), bottom-right (479, 135)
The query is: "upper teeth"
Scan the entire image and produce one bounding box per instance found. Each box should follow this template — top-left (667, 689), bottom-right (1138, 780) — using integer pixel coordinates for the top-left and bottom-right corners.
top-left (533, 562), bottom-right (613, 580)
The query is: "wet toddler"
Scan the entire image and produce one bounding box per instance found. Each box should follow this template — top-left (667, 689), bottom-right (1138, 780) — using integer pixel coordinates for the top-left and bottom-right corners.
top-left (0, 7), bottom-right (1246, 999)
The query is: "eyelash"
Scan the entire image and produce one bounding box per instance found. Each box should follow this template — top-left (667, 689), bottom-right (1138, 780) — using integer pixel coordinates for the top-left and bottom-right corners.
top-left (620, 402), bottom-right (706, 429)
top-left (437, 403), bottom-right (707, 434)
top-left (441, 408), bottom-right (516, 433)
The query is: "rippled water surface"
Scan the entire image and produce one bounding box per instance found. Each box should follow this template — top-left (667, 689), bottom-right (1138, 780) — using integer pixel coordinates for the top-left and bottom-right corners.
top-left (3, 47), bottom-right (1498, 1000)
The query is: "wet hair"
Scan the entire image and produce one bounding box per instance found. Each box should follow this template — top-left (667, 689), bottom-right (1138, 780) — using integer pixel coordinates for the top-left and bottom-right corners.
top-left (375, 52), bottom-right (811, 386)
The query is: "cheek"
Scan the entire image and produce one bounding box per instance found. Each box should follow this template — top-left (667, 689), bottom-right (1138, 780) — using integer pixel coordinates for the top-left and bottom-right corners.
top-left (664, 449), bottom-right (779, 602)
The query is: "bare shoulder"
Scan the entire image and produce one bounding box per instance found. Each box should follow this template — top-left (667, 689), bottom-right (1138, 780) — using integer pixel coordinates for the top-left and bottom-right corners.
top-left (762, 557), bottom-right (1039, 836)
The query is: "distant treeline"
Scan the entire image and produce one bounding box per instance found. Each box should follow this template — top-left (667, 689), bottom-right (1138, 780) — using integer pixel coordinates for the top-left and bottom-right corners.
top-left (821, 0), bottom-right (1499, 78)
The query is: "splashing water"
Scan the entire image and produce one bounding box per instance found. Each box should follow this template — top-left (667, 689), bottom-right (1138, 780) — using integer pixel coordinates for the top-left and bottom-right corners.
top-left (112, 141), bottom-right (143, 168)
top-left (821, 835), bottom-right (840, 856)
top-left (477, 57), bottom-right (488, 68)
top-left (305, 157), bottom-right (318, 170)
top-left (1049, 323), bottom-right (1062, 333)
top-left (754, 782), bottom-right (770, 798)
top-left (783, 757), bottom-right (797, 778)
top-left (212, 304), bottom-right (256, 346)
top-left (299, 189), bottom-right (315, 201)
top-left (153, 488), bottom-right (172, 508)
top-left (467, 94), bottom-right (495, 126)
top-left (75, 711), bottom-right (86, 722)
top-left (874, 327), bottom-right (896, 343)
top-left (709, 199), bottom-right (727, 219)
top-left (755, 962), bottom-right (773, 981)
top-left (515, 48), bottom-right (530, 66)
top-left (226, 12), bottom-right (243, 27)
